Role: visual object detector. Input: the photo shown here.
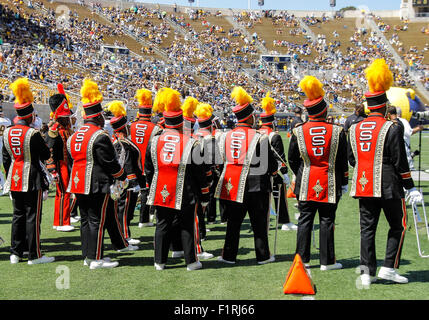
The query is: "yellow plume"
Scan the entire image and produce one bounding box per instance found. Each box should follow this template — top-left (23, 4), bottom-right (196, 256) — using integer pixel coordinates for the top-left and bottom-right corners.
top-left (261, 92), bottom-right (276, 115)
top-left (80, 79), bottom-right (103, 104)
top-left (10, 78), bottom-right (34, 105)
top-left (107, 100), bottom-right (126, 117)
top-left (231, 86), bottom-right (253, 106)
top-left (163, 88), bottom-right (182, 113)
top-left (153, 88), bottom-right (167, 113)
top-left (182, 97), bottom-right (199, 118)
top-left (135, 89), bottom-right (152, 106)
top-left (194, 103), bottom-right (213, 120)
top-left (299, 76), bottom-right (325, 101)
top-left (365, 59), bottom-right (393, 93)
top-left (65, 93), bottom-right (73, 110)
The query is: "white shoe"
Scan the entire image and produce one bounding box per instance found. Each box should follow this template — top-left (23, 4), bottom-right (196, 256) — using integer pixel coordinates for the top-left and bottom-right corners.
top-left (154, 263), bottom-right (165, 270)
top-left (56, 225), bottom-right (75, 232)
top-left (258, 255), bottom-right (275, 265)
top-left (89, 259), bottom-right (119, 269)
top-left (320, 262), bottom-right (343, 271)
top-left (217, 256), bottom-right (236, 264)
top-left (187, 261), bottom-right (202, 271)
top-left (28, 255), bottom-right (55, 265)
top-left (359, 274), bottom-right (377, 287)
top-left (126, 238), bottom-right (141, 245)
top-left (138, 222), bottom-right (154, 228)
top-left (171, 251), bottom-right (184, 258)
top-left (378, 267), bottom-right (408, 284)
top-left (10, 254), bottom-right (20, 264)
top-left (117, 244), bottom-right (139, 252)
top-left (84, 257), bottom-right (111, 266)
top-left (70, 216), bottom-right (81, 223)
top-left (197, 251), bottom-right (214, 260)
top-left (281, 223), bottom-right (298, 231)
top-left (52, 226), bottom-right (58, 230)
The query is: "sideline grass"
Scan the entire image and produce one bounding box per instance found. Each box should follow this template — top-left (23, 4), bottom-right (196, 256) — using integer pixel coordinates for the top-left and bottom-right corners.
top-left (0, 132), bottom-right (428, 300)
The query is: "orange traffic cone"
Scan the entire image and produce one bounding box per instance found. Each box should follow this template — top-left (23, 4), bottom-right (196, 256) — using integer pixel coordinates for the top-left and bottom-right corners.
top-left (283, 254), bottom-right (315, 295)
top-left (287, 131), bottom-right (291, 138)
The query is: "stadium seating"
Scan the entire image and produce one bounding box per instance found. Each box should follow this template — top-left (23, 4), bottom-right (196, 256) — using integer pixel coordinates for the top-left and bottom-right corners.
top-left (1, 0), bottom-right (428, 117)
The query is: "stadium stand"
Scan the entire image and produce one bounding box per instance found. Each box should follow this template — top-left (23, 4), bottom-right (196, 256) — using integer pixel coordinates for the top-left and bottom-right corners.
top-left (1, 0), bottom-right (429, 118)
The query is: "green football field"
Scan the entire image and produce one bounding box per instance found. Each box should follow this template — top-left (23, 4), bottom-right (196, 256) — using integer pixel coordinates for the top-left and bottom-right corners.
top-left (0, 131), bottom-right (428, 301)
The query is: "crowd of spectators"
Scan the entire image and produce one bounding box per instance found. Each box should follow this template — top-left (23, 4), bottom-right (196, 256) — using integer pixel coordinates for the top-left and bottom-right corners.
top-left (376, 16), bottom-right (429, 90)
top-left (0, 0), bottom-right (427, 119)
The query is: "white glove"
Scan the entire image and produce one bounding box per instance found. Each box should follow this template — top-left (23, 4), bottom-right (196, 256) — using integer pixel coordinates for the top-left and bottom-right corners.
top-left (43, 190), bottom-right (49, 201)
top-left (405, 189), bottom-right (411, 203)
top-left (341, 185), bottom-right (348, 195)
top-left (283, 174), bottom-right (290, 187)
top-left (408, 187), bottom-right (423, 206)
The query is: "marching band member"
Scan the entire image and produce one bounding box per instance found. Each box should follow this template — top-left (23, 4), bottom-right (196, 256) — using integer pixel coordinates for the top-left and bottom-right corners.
top-left (144, 88), bottom-right (211, 271)
top-left (258, 92), bottom-right (297, 231)
top-left (181, 97), bottom-right (212, 254)
top-left (130, 89), bottom-right (162, 228)
top-left (45, 85), bottom-right (75, 232)
top-left (348, 59), bottom-right (423, 285)
top-left (215, 87), bottom-right (278, 265)
top-left (191, 102), bottom-right (223, 260)
top-left (211, 116), bottom-right (228, 224)
top-left (4, 78), bottom-right (54, 265)
top-left (67, 79), bottom-right (134, 270)
top-left (288, 75), bottom-right (348, 271)
top-left (108, 100), bottom-right (145, 246)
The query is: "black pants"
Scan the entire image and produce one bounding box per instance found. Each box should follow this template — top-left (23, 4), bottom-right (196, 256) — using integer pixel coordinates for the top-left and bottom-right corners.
top-left (207, 193), bottom-right (217, 223)
top-left (10, 190), bottom-right (43, 260)
top-left (359, 198), bottom-right (407, 276)
top-left (139, 187), bottom-right (154, 223)
top-left (117, 189), bottom-right (138, 239)
top-left (207, 172), bottom-right (219, 223)
top-left (296, 200), bottom-right (338, 265)
top-left (221, 192), bottom-right (271, 262)
top-left (154, 203), bottom-right (198, 265)
top-left (219, 199), bottom-right (228, 222)
top-left (70, 194), bottom-right (79, 218)
top-left (197, 201), bottom-right (207, 240)
top-left (273, 182), bottom-right (291, 224)
top-left (170, 201), bottom-right (206, 254)
top-left (76, 193), bottom-right (128, 260)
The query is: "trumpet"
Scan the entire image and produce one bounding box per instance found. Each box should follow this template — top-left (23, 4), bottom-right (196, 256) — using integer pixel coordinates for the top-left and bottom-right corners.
top-left (110, 135), bottom-right (128, 201)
